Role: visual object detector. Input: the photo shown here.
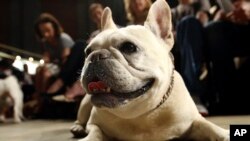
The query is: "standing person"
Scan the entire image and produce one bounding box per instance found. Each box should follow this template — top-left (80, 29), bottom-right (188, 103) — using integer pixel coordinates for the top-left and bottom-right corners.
top-left (124, 0), bottom-right (152, 25)
top-left (34, 13), bottom-right (75, 94)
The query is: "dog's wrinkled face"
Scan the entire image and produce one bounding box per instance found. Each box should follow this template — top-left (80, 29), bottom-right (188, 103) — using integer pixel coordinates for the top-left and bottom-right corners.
top-left (81, 0), bottom-right (174, 118)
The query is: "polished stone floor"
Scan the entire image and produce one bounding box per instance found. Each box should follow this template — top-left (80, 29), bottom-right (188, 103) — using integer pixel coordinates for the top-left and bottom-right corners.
top-left (0, 120), bottom-right (77, 141)
top-left (0, 115), bottom-right (250, 141)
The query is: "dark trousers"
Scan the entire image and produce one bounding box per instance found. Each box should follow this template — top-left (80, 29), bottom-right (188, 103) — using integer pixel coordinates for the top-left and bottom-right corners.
top-left (60, 40), bottom-right (87, 86)
top-left (175, 16), bottom-right (206, 102)
top-left (205, 21), bottom-right (250, 114)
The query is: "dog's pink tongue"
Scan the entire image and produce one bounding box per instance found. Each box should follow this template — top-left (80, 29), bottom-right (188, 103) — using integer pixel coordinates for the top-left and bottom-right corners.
top-left (88, 81), bottom-right (107, 92)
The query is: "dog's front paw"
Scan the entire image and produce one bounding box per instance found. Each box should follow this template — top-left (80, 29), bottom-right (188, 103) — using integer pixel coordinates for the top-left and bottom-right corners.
top-left (70, 123), bottom-right (87, 138)
top-left (223, 137), bottom-right (230, 141)
top-left (218, 130), bottom-right (229, 141)
top-left (222, 133), bottom-right (230, 141)
top-left (218, 135), bottom-right (229, 141)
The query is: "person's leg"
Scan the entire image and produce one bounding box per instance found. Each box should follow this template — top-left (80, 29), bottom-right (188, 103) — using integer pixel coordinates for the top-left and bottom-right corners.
top-left (65, 80), bottom-right (85, 101)
top-left (176, 16), bottom-right (208, 115)
top-left (60, 40), bottom-right (86, 86)
top-left (34, 66), bottom-right (43, 94)
top-left (47, 41), bottom-right (86, 93)
top-left (205, 21), bottom-right (237, 114)
top-left (34, 66), bottom-right (51, 94)
top-left (205, 21), bottom-right (250, 114)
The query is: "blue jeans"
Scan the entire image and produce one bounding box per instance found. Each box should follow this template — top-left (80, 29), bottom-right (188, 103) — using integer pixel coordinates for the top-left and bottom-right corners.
top-left (176, 16), bottom-right (205, 99)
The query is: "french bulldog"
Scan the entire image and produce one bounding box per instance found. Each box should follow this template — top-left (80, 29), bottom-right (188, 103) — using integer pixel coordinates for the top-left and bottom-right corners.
top-left (71, 0), bottom-right (229, 140)
top-left (0, 75), bottom-right (24, 123)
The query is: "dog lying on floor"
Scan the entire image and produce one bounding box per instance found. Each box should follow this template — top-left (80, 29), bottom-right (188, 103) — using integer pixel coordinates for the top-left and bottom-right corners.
top-left (0, 75), bottom-right (24, 123)
top-left (70, 0), bottom-right (229, 140)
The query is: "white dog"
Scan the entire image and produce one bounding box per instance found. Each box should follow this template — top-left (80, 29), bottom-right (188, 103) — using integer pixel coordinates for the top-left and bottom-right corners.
top-left (0, 75), bottom-right (24, 123)
top-left (71, 0), bottom-right (229, 140)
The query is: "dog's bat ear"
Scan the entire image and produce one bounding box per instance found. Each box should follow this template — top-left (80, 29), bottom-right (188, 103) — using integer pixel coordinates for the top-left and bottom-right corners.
top-left (101, 7), bottom-right (117, 31)
top-left (144, 0), bottom-right (174, 48)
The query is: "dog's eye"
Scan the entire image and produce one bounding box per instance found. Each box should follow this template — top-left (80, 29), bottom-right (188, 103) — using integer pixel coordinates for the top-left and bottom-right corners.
top-left (119, 42), bottom-right (137, 54)
top-left (85, 48), bottom-right (92, 56)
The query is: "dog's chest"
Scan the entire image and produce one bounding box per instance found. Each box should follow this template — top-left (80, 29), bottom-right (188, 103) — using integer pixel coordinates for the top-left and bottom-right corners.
top-left (95, 110), bottom-right (188, 141)
top-left (101, 120), bottom-right (167, 140)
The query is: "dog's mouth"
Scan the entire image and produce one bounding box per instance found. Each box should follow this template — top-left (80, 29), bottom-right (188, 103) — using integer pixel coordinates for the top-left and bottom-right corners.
top-left (86, 78), bottom-right (154, 108)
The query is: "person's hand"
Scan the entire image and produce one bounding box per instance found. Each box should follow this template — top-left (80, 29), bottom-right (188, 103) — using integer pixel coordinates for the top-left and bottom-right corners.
top-left (213, 9), bottom-right (227, 22)
top-left (226, 7), bottom-right (249, 24)
top-left (226, 0), bottom-right (249, 25)
top-left (42, 52), bottom-right (50, 63)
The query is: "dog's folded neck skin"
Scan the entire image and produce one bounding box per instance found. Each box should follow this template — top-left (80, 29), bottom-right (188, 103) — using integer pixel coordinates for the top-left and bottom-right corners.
top-left (154, 52), bottom-right (175, 110)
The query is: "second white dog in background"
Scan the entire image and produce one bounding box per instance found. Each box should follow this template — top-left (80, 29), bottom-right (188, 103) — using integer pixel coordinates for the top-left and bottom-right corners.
top-left (0, 75), bottom-right (24, 123)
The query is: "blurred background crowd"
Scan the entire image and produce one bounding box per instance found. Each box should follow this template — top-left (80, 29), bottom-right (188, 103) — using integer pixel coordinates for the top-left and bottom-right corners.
top-left (0, 0), bottom-right (250, 122)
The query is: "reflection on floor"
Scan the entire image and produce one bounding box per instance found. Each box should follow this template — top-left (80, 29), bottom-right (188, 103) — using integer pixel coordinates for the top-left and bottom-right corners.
top-left (0, 115), bottom-right (250, 141)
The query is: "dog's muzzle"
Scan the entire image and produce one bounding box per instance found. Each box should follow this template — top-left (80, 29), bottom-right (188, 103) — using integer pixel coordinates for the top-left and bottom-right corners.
top-left (82, 50), bottom-right (155, 108)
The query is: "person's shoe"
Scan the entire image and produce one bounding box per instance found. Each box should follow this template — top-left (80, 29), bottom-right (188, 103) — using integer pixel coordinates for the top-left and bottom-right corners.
top-left (191, 95), bottom-right (209, 116)
top-left (196, 104), bottom-right (209, 116)
top-left (43, 87), bottom-right (66, 98)
top-left (52, 95), bottom-right (75, 102)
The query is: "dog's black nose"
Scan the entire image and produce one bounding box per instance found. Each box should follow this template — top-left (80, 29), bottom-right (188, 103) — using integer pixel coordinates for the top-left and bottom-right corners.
top-left (91, 50), bottom-right (111, 62)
